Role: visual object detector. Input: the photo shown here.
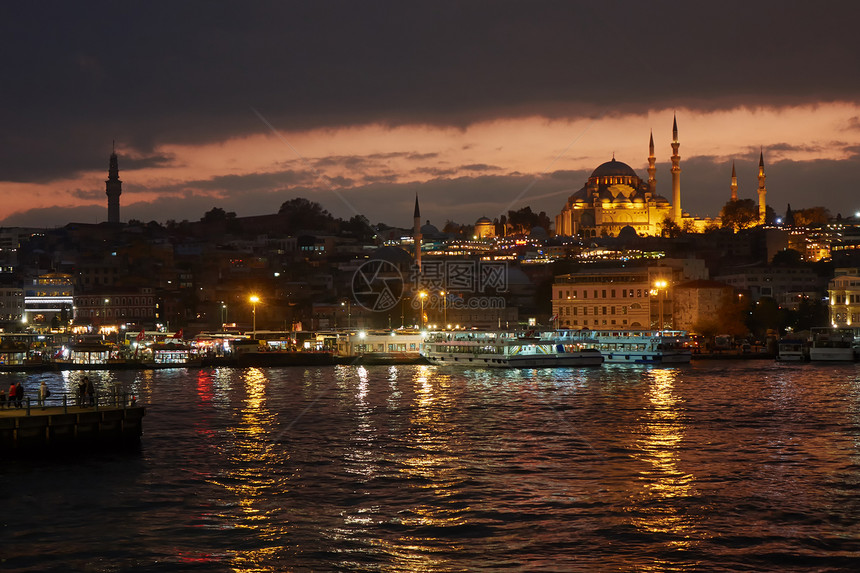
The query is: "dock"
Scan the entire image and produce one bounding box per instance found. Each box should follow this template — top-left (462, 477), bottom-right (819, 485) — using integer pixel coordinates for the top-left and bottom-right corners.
top-left (0, 401), bottom-right (145, 452)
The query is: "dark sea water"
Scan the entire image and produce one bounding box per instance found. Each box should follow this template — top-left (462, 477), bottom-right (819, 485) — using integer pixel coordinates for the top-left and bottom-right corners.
top-left (3, 361), bottom-right (860, 572)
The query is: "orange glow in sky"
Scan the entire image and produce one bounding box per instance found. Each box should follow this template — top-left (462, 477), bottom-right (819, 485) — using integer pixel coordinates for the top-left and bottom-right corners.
top-left (1, 103), bottom-right (859, 225)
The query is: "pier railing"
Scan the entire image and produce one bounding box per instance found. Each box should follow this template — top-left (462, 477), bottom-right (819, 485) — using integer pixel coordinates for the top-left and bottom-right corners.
top-left (1, 391), bottom-right (138, 416)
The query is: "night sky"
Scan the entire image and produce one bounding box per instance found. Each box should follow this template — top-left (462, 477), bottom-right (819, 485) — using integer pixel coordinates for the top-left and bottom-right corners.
top-left (2, 1), bottom-right (860, 228)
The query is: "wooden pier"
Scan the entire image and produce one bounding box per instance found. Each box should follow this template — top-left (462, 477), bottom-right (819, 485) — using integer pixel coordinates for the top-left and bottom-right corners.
top-left (0, 403), bottom-right (145, 452)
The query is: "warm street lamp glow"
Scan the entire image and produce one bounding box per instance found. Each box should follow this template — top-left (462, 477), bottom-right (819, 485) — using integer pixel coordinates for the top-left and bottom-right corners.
top-left (419, 291), bottom-right (427, 327)
top-left (249, 295), bottom-right (260, 337)
top-left (440, 290), bottom-right (447, 326)
top-left (653, 280), bottom-right (669, 329)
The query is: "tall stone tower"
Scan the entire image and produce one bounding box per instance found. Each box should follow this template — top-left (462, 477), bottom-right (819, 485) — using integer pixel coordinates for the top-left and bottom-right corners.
top-left (413, 194), bottom-right (422, 272)
top-left (757, 150), bottom-right (767, 224)
top-left (647, 131), bottom-right (657, 195)
top-left (106, 144), bottom-right (122, 224)
top-left (670, 114), bottom-right (681, 223)
top-left (730, 161), bottom-right (738, 202)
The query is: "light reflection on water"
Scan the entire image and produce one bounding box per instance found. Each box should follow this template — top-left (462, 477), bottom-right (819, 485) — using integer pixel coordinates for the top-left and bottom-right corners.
top-left (628, 368), bottom-right (701, 562)
top-left (3, 362), bottom-right (860, 571)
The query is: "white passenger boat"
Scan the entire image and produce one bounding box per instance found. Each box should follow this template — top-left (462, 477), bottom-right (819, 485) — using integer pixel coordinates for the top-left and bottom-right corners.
top-left (776, 338), bottom-right (809, 362)
top-left (421, 330), bottom-right (604, 368)
top-left (573, 329), bottom-right (693, 364)
top-left (808, 327), bottom-right (857, 362)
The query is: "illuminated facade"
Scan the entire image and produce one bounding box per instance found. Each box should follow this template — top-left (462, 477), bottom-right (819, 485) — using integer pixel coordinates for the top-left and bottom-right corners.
top-left (828, 268), bottom-right (860, 327)
top-left (23, 272), bottom-right (74, 326)
top-left (552, 267), bottom-right (683, 329)
top-left (475, 217), bottom-right (495, 239)
top-left (555, 118), bottom-right (683, 238)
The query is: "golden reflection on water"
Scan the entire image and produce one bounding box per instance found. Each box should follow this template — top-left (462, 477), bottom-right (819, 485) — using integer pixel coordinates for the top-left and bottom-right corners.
top-left (628, 368), bottom-right (701, 559)
top-left (211, 367), bottom-right (287, 572)
top-left (376, 365), bottom-right (467, 573)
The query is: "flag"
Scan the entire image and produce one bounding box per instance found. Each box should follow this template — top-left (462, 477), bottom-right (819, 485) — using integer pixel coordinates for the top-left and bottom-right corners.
top-left (172, 329), bottom-right (183, 339)
top-left (549, 314), bottom-right (558, 322)
top-left (136, 329), bottom-right (145, 341)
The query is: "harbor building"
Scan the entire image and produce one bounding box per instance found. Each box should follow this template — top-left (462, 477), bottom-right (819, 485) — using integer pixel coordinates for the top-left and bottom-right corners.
top-left (827, 268), bottom-right (860, 327)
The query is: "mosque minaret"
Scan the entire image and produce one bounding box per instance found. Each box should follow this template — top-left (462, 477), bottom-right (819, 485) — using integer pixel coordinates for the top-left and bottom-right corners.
top-left (670, 114), bottom-right (681, 223)
top-left (757, 149), bottom-right (767, 224)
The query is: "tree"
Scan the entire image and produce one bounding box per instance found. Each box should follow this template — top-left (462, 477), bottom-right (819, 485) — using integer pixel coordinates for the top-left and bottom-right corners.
top-left (201, 207), bottom-right (237, 224)
top-left (793, 206), bottom-right (831, 227)
top-left (506, 207), bottom-right (551, 235)
top-left (659, 216), bottom-right (681, 238)
top-left (278, 197), bottom-right (336, 232)
top-left (748, 297), bottom-right (786, 339)
top-left (693, 292), bottom-right (749, 339)
top-left (771, 248), bottom-right (803, 266)
top-left (720, 199), bottom-right (760, 232)
top-left (681, 219), bottom-right (697, 234)
top-left (341, 214), bottom-right (374, 241)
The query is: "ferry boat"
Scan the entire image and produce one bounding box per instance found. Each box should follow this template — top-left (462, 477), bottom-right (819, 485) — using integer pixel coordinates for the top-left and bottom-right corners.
top-left (421, 330), bottom-right (603, 368)
top-left (574, 329), bottom-right (693, 364)
top-left (808, 327), bottom-right (857, 362)
top-left (776, 338), bottom-right (809, 362)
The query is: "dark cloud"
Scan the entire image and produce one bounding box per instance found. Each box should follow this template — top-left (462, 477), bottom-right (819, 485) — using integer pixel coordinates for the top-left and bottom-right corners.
top-left (3, 1), bottom-right (860, 184)
top-left (412, 167), bottom-right (459, 177)
top-left (843, 117), bottom-right (860, 131)
top-left (458, 164), bottom-right (502, 172)
top-left (4, 150), bottom-right (860, 229)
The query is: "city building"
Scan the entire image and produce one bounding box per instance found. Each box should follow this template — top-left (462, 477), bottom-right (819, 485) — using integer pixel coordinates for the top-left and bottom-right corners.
top-left (475, 217), bottom-right (495, 239)
top-left (672, 279), bottom-right (734, 333)
top-left (23, 272), bottom-right (74, 328)
top-left (552, 265), bottom-right (686, 330)
top-left (827, 268), bottom-right (860, 327)
top-left (713, 265), bottom-right (825, 302)
top-left (73, 288), bottom-right (158, 328)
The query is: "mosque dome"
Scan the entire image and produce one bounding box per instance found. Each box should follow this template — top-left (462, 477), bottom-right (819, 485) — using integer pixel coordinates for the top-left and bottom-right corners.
top-left (475, 216), bottom-right (492, 225)
top-left (590, 158), bottom-right (638, 179)
top-left (421, 222), bottom-right (440, 235)
top-left (371, 246), bottom-right (413, 267)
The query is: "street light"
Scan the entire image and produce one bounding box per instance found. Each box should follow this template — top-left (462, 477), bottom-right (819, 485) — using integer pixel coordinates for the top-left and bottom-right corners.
top-left (221, 302), bottom-right (227, 328)
top-left (249, 295), bottom-right (260, 337)
top-left (440, 290), bottom-right (447, 327)
top-left (653, 280), bottom-right (668, 330)
top-left (341, 299), bottom-right (351, 330)
top-left (419, 291), bottom-right (428, 328)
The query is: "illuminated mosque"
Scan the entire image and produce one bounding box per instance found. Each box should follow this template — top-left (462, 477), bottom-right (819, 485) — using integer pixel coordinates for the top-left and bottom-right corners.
top-left (554, 115), bottom-right (740, 237)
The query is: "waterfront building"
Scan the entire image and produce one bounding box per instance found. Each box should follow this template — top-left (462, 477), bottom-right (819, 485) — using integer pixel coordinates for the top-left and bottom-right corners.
top-left (827, 268), bottom-right (860, 327)
top-left (73, 288), bottom-right (157, 330)
top-left (672, 279), bottom-right (734, 333)
top-left (713, 265), bottom-right (824, 302)
top-left (552, 265), bottom-right (686, 330)
top-left (23, 272), bottom-right (74, 328)
top-left (0, 287), bottom-right (24, 323)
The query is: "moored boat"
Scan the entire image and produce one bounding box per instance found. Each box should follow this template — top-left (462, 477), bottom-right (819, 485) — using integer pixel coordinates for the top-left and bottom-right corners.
top-left (808, 327), bottom-right (857, 362)
top-left (421, 330), bottom-right (603, 368)
top-left (571, 329), bottom-right (693, 364)
top-left (776, 338), bottom-right (809, 362)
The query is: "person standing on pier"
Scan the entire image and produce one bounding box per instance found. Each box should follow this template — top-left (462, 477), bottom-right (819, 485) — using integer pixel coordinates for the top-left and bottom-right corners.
top-left (15, 381), bottom-right (23, 408)
top-left (38, 380), bottom-right (48, 409)
top-left (86, 377), bottom-right (95, 407)
top-left (0, 387), bottom-right (6, 409)
top-left (7, 382), bottom-right (15, 409)
top-left (77, 377), bottom-right (87, 408)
